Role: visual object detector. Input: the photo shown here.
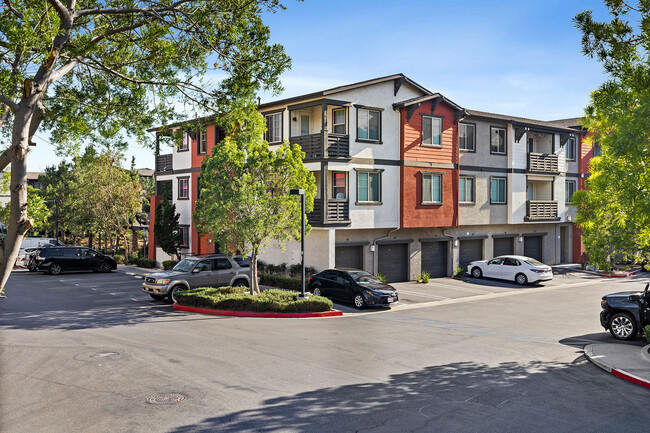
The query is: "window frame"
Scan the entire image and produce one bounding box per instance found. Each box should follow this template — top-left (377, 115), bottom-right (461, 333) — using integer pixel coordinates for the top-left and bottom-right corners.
top-left (263, 110), bottom-right (284, 144)
top-left (566, 137), bottom-right (576, 161)
top-left (421, 114), bottom-right (443, 148)
top-left (459, 175), bottom-right (475, 204)
top-left (489, 176), bottom-right (507, 204)
top-left (178, 131), bottom-right (189, 152)
top-left (177, 176), bottom-right (190, 200)
top-left (332, 108), bottom-right (347, 135)
top-left (459, 122), bottom-right (476, 152)
top-left (421, 171), bottom-right (443, 205)
top-left (354, 169), bottom-right (383, 205)
top-left (565, 180), bottom-right (577, 204)
top-left (197, 128), bottom-right (208, 155)
top-left (355, 105), bottom-right (383, 144)
top-left (331, 171), bottom-right (348, 200)
top-left (179, 225), bottom-right (190, 249)
top-left (490, 126), bottom-right (507, 155)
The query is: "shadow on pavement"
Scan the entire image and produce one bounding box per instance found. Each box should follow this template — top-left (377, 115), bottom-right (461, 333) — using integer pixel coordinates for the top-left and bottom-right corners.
top-left (559, 332), bottom-right (646, 349)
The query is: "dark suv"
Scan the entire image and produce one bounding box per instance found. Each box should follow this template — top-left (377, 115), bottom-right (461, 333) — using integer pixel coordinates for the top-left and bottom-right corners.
top-left (35, 246), bottom-right (117, 275)
top-left (600, 283), bottom-right (650, 340)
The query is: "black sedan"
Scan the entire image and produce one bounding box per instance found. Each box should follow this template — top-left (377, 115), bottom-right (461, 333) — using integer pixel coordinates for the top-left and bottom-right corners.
top-left (35, 246), bottom-right (117, 275)
top-left (308, 268), bottom-right (398, 309)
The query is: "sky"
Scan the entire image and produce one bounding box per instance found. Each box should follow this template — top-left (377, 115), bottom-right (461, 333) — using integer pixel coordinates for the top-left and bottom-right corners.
top-left (27, 0), bottom-right (611, 172)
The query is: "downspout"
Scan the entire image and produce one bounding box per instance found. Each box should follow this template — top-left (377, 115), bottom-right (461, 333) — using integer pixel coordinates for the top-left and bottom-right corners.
top-left (371, 228), bottom-right (400, 275)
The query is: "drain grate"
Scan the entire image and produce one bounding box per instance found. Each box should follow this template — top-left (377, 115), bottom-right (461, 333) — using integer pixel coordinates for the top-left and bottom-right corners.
top-left (89, 352), bottom-right (120, 359)
top-left (146, 393), bottom-right (186, 405)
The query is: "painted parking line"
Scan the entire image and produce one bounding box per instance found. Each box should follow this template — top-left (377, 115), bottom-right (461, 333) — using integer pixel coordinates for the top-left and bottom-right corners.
top-left (421, 281), bottom-right (496, 294)
top-left (396, 290), bottom-right (450, 301)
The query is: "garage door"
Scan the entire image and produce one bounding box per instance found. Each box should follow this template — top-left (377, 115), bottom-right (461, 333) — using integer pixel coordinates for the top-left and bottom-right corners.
top-left (335, 245), bottom-right (363, 270)
top-left (378, 243), bottom-right (409, 283)
top-left (524, 236), bottom-right (543, 262)
top-left (421, 241), bottom-right (448, 278)
top-left (459, 239), bottom-right (483, 270)
top-left (493, 237), bottom-right (514, 257)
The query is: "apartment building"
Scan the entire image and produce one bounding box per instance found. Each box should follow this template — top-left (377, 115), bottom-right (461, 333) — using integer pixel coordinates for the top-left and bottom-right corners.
top-left (147, 74), bottom-right (590, 282)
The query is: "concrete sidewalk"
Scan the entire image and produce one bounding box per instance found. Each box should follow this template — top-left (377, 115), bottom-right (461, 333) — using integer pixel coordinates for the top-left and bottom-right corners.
top-left (116, 264), bottom-right (161, 277)
top-left (584, 343), bottom-right (650, 389)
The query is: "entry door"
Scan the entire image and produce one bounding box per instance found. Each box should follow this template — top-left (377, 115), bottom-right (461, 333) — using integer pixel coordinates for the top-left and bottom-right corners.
top-left (560, 226), bottom-right (569, 263)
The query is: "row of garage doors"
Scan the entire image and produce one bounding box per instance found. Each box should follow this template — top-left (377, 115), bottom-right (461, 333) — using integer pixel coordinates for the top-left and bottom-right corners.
top-left (335, 235), bottom-right (544, 283)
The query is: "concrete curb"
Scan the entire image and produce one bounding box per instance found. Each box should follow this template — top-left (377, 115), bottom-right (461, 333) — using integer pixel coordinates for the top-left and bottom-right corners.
top-left (584, 344), bottom-right (650, 390)
top-left (601, 270), bottom-right (640, 278)
top-left (173, 303), bottom-right (343, 318)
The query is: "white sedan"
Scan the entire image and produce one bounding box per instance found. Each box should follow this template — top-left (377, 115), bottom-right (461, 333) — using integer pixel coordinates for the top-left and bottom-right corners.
top-left (467, 255), bottom-right (553, 285)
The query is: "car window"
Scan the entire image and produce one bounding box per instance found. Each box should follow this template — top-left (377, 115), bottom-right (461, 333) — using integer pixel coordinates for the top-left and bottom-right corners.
top-left (524, 258), bottom-right (545, 267)
top-left (504, 258), bottom-right (520, 266)
top-left (215, 258), bottom-right (232, 270)
top-left (196, 260), bottom-right (213, 271)
top-left (320, 270), bottom-right (336, 280)
top-left (173, 259), bottom-right (196, 272)
top-left (335, 273), bottom-right (349, 284)
top-left (62, 248), bottom-right (79, 257)
top-left (234, 257), bottom-right (249, 267)
top-left (348, 271), bottom-right (383, 285)
top-left (488, 258), bottom-right (504, 265)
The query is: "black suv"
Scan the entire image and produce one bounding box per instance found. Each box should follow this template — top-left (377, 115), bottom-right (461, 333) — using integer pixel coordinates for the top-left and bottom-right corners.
top-left (600, 283), bottom-right (650, 340)
top-left (35, 246), bottom-right (117, 275)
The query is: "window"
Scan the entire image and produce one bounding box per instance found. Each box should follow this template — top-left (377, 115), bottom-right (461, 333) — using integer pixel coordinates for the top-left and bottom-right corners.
top-left (565, 180), bottom-right (576, 204)
top-left (332, 172), bottom-right (347, 199)
top-left (593, 142), bottom-right (602, 157)
top-left (178, 177), bottom-right (189, 200)
top-left (527, 181), bottom-right (534, 201)
top-left (198, 129), bottom-right (207, 154)
top-left (490, 177), bottom-right (506, 204)
top-left (357, 107), bottom-right (381, 142)
top-left (422, 173), bottom-right (442, 204)
top-left (490, 126), bottom-right (507, 154)
top-left (300, 114), bottom-right (310, 136)
top-left (459, 176), bottom-right (475, 203)
top-left (459, 123), bottom-right (475, 151)
top-left (528, 136), bottom-right (534, 153)
top-left (215, 258), bottom-right (232, 270)
top-left (197, 176), bottom-right (202, 200)
top-left (356, 171), bottom-right (381, 203)
top-left (333, 108), bottom-right (346, 134)
top-left (195, 260), bottom-right (212, 271)
top-left (566, 137), bottom-right (576, 161)
top-left (504, 258), bottom-right (521, 266)
top-left (178, 131), bottom-right (189, 151)
top-left (264, 112), bottom-right (283, 144)
top-left (422, 116), bottom-right (442, 146)
top-left (179, 226), bottom-right (189, 248)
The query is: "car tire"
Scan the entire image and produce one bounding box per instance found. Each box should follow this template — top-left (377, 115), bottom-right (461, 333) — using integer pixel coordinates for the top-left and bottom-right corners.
top-left (608, 312), bottom-right (638, 340)
top-left (49, 263), bottom-right (62, 275)
top-left (515, 273), bottom-right (528, 285)
top-left (169, 285), bottom-right (185, 303)
top-left (353, 293), bottom-right (366, 309)
top-left (471, 267), bottom-right (482, 278)
top-left (312, 285), bottom-right (322, 297)
top-left (233, 279), bottom-right (249, 287)
top-left (99, 262), bottom-right (111, 273)
top-left (149, 294), bottom-right (166, 301)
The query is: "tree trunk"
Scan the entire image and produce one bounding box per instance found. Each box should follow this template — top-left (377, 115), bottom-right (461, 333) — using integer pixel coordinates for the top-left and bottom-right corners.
top-left (88, 233), bottom-right (93, 249)
top-left (250, 248), bottom-right (260, 295)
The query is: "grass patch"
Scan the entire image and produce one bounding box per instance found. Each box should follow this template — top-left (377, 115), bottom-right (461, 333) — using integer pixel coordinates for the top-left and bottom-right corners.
top-left (174, 286), bottom-right (333, 313)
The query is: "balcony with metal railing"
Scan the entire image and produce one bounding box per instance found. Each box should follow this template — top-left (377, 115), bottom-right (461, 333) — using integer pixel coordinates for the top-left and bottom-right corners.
top-left (155, 153), bottom-right (173, 173)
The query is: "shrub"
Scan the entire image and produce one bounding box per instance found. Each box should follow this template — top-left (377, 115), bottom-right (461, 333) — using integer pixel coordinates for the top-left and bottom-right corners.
top-left (305, 266), bottom-right (317, 276)
top-left (257, 260), bottom-right (267, 273)
top-left (112, 254), bottom-right (125, 264)
top-left (377, 274), bottom-right (387, 283)
top-left (644, 325), bottom-right (650, 344)
top-left (418, 270), bottom-right (430, 283)
top-left (134, 258), bottom-right (156, 268)
top-left (175, 287), bottom-right (333, 313)
top-left (259, 273), bottom-right (302, 291)
top-left (163, 260), bottom-right (179, 270)
top-left (454, 267), bottom-right (466, 277)
top-left (127, 253), bottom-right (140, 264)
top-left (288, 263), bottom-right (301, 277)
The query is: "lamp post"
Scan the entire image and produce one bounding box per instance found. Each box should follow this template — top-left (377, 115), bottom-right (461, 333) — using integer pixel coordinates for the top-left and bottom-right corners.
top-left (289, 188), bottom-right (307, 298)
top-left (46, 199), bottom-right (59, 243)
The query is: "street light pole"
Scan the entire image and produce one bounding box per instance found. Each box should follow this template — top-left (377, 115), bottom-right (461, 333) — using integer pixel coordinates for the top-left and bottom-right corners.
top-left (290, 189), bottom-right (306, 298)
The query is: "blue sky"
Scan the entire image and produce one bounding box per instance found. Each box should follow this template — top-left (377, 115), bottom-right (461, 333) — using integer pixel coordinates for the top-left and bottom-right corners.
top-left (29, 0), bottom-right (610, 172)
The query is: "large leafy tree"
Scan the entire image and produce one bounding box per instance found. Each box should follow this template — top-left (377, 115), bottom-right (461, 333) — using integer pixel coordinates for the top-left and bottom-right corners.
top-left (195, 108), bottom-right (316, 294)
top-left (153, 198), bottom-right (182, 260)
top-left (0, 1), bottom-right (290, 295)
top-left (573, 1), bottom-right (650, 269)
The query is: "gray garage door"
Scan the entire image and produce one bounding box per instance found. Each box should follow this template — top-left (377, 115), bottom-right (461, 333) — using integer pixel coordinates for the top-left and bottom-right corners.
top-left (459, 239), bottom-right (483, 270)
top-left (524, 236), bottom-right (543, 262)
top-left (493, 237), bottom-right (514, 257)
top-left (378, 243), bottom-right (409, 283)
top-left (335, 245), bottom-right (363, 270)
top-left (421, 241), bottom-right (448, 278)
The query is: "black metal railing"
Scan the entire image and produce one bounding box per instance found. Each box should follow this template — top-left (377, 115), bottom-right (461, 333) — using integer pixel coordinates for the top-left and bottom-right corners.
top-left (156, 153), bottom-right (173, 173)
top-left (307, 198), bottom-right (350, 225)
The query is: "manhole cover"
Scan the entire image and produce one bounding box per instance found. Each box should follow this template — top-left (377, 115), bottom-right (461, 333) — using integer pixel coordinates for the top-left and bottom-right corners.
top-left (89, 352), bottom-right (120, 359)
top-left (146, 393), bottom-right (186, 405)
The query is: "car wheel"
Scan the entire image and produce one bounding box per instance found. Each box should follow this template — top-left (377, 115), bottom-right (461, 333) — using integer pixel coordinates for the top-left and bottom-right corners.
top-left (169, 285), bottom-right (185, 303)
top-left (515, 273), bottom-right (528, 285)
top-left (312, 285), bottom-right (322, 297)
top-left (233, 279), bottom-right (249, 288)
top-left (99, 262), bottom-right (111, 273)
top-left (149, 294), bottom-right (166, 301)
top-left (471, 267), bottom-right (482, 278)
top-left (353, 293), bottom-right (366, 309)
top-left (49, 263), bottom-right (62, 275)
top-left (609, 312), bottom-right (638, 340)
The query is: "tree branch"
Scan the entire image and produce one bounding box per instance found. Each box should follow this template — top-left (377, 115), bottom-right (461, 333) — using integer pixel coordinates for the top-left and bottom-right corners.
top-left (4, 0), bottom-right (24, 19)
top-left (0, 95), bottom-right (18, 113)
top-left (75, 1), bottom-right (194, 18)
top-left (45, 0), bottom-right (70, 21)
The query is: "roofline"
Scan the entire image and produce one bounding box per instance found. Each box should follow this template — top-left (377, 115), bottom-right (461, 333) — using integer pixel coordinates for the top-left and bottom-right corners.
top-left (393, 93), bottom-right (464, 112)
top-left (465, 111), bottom-right (580, 134)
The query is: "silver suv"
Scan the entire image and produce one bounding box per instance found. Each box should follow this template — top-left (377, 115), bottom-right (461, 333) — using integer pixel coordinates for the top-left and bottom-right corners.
top-left (142, 254), bottom-right (250, 302)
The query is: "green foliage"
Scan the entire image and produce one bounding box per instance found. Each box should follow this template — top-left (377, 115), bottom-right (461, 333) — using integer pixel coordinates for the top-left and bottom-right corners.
top-left (113, 254), bottom-right (125, 265)
top-left (154, 199), bottom-right (182, 260)
top-left (259, 274), bottom-right (302, 291)
top-left (573, 2), bottom-right (650, 270)
top-left (132, 258), bottom-right (156, 268)
top-left (0, 185), bottom-right (51, 234)
top-left (454, 267), bottom-right (466, 277)
top-left (417, 270), bottom-right (430, 283)
top-left (175, 287), bottom-right (333, 313)
top-left (377, 274), bottom-right (387, 283)
top-left (644, 325), bottom-right (650, 344)
top-left (163, 260), bottom-right (179, 271)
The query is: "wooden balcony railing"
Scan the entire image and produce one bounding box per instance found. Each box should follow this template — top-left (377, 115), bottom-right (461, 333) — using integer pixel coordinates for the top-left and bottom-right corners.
top-left (526, 200), bottom-right (558, 220)
top-left (528, 152), bottom-right (559, 173)
top-left (290, 132), bottom-right (349, 160)
top-left (307, 198), bottom-right (350, 226)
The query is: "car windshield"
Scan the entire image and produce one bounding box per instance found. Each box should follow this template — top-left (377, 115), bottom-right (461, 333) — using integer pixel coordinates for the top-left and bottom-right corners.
top-left (173, 259), bottom-right (196, 272)
top-left (348, 271), bottom-right (383, 285)
top-left (525, 258), bottom-right (545, 267)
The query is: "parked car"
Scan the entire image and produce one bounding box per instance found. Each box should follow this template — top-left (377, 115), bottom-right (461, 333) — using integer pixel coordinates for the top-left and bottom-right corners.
top-left (308, 268), bottom-right (398, 309)
top-left (142, 254), bottom-right (251, 302)
top-left (600, 283), bottom-right (650, 340)
top-left (467, 255), bottom-right (553, 285)
top-left (34, 246), bottom-right (117, 275)
top-left (19, 237), bottom-right (64, 255)
top-left (15, 247), bottom-right (36, 268)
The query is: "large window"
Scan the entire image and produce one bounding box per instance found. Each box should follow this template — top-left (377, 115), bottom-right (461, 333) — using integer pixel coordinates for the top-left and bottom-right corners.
top-left (333, 108), bottom-right (346, 134)
top-left (198, 129), bottom-right (207, 154)
top-left (490, 177), bottom-right (506, 204)
top-left (179, 226), bottom-right (189, 248)
top-left (459, 176), bottom-right (475, 203)
top-left (490, 126), bottom-right (507, 154)
top-left (178, 131), bottom-right (189, 151)
top-left (422, 116), bottom-right (442, 146)
top-left (178, 177), bottom-right (189, 200)
top-left (422, 172), bottom-right (442, 204)
top-left (356, 171), bottom-right (381, 203)
top-left (332, 172), bottom-right (347, 199)
top-left (565, 180), bottom-right (576, 204)
top-left (357, 107), bottom-right (381, 142)
top-left (566, 137), bottom-right (576, 161)
top-left (264, 112), bottom-right (283, 144)
top-left (459, 123), bottom-right (475, 151)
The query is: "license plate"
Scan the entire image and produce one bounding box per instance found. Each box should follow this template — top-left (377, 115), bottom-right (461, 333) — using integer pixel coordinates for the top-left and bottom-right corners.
top-left (387, 297), bottom-right (394, 303)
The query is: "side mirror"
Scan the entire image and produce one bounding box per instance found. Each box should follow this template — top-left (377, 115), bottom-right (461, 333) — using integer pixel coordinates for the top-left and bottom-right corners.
top-left (192, 268), bottom-right (201, 273)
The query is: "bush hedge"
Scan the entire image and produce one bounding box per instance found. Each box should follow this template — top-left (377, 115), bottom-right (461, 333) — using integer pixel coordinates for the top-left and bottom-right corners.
top-left (174, 287), bottom-right (333, 313)
top-left (131, 257), bottom-right (157, 268)
top-left (259, 273), bottom-right (303, 291)
top-left (112, 254), bottom-right (125, 264)
top-left (163, 260), bottom-right (178, 270)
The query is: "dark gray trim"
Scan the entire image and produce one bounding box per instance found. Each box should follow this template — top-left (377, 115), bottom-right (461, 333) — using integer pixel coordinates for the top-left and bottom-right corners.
top-left (566, 136), bottom-right (577, 161)
top-left (376, 239), bottom-right (414, 245)
top-left (336, 241), bottom-right (370, 247)
top-left (355, 106), bottom-right (383, 144)
top-left (177, 176), bottom-right (190, 200)
top-left (522, 232), bottom-right (547, 237)
top-left (353, 104), bottom-right (385, 111)
top-left (178, 224), bottom-right (190, 249)
top-left (406, 103), bottom-right (420, 122)
top-left (459, 122), bottom-right (476, 152)
top-left (458, 235), bottom-right (489, 240)
top-left (492, 233), bottom-right (519, 239)
top-left (490, 125), bottom-right (507, 155)
top-left (459, 175), bottom-right (476, 203)
top-left (419, 237), bottom-right (452, 243)
top-left (155, 167), bottom-right (202, 176)
top-left (431, 96), bottom-right (443, 114)
top-left (260, 107), bottom-right (286, 116)
top-left (489, 176), bottom-right (507, 205)
top-left (288, 98), bottom-right (350, 111)
top-left (394, 76), bottom-right (406, 96)
top-left (566, 172), bottom-right (582, 178)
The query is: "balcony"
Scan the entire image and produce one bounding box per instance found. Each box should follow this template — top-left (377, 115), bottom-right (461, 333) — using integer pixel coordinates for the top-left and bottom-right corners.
top-left (290, 133), bottom-right (350, 160)
top-left (526, 200), bottom-right (559, 221)
top-left (156, 153), bottom-right (173, 173)
top-left (307, 198), bottom-right (350, 226)
top-left (527, 152), bottom-right (559, 173)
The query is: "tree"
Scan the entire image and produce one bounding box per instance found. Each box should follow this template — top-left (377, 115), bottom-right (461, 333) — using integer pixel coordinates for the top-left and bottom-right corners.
top-left (154, 198), bottom-right (183, 261)
top-left (194, 109), bottom-right (316, 294)
top-left (0, 1), bottom-right (290, 295)
top-left (573, 1), bottom-right (650, 269)
top-left (0, 185), bottom-right (51, 234)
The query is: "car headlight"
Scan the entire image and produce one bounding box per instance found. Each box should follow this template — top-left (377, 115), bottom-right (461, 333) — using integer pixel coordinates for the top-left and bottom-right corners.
top-left (363, 289), bottom-right (374, 296)
top-left (156, 278), bottom-right (170, 285)
top-left (601, 299), bottom-right (607, 309)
